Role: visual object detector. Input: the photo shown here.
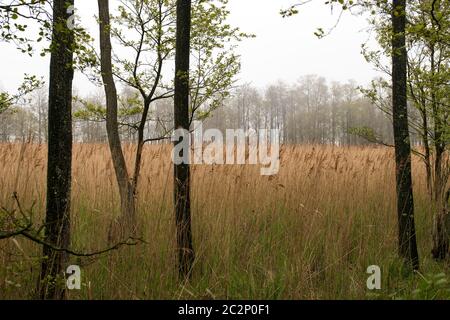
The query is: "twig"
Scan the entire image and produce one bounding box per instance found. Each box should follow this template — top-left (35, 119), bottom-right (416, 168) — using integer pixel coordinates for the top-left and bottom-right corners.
top-left (0, 194), bottom-right (147, 257)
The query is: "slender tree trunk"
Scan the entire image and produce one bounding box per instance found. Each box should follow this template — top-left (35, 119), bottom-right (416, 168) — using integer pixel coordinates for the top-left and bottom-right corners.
top-left (38, 0), bottom-right (74, 299)
top-left (430, 43), bottom-right (449, 260)
top-left (174, 0), bottom-right (195, 279)
top-left (98, 0), bottom-right (136, 233)
top-left (432, 156), bottom-right (449, 260)
top-left (391, 0), bottom-right (420, 271)
top-left (131, 100), bottom-right (152, 196)
top-left (331, 102), bottom-right (337, 145)
top-left (420, 107), bottom-right (433, 197)
top-left (38, 95), bottom-right (42, 144)
top-left (346, 110), bottom-right (350, 146)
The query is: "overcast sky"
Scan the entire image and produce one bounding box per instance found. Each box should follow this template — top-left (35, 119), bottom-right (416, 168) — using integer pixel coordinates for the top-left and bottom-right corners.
top-left (0, 0), bottom-right (381, 95)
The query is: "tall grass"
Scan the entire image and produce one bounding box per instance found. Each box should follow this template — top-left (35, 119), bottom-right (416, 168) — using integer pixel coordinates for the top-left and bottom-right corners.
top-left (0, 143), bottom-right (446, 299)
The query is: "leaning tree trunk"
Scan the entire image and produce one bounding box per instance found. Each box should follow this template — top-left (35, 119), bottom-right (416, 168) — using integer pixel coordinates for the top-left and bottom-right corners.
top-left (391, 0), bottom-right (420, 271)
top-left (38, 0), bottom-right (75, 300)
top-left (98, 0), bottom-right (136, 236)
top-left (174, 0), bottom-right (195, 279)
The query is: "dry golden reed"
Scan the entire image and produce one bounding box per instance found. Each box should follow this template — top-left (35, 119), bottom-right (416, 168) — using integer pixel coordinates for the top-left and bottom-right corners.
top-left (0, 143), bottom-right (436, 299)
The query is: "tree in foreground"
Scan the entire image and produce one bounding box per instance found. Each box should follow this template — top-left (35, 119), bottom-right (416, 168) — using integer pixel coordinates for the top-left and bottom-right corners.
top-left (282, 0), bottom-right (422, 269)
top-left (38, 0), bottom-right (75, 299)
top-left (97, 0), bottom-right (136, 235)
top-left (173, 0), bottom-right (194, 279)
top-left (360, 0), bottom-right (449, 260)
top-left (391, 0), bottom-right (420, 270)
top-left (86, 0), bottom-right (245, 235)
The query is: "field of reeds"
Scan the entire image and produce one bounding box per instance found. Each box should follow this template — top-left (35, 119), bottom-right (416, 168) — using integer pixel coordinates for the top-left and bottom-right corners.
top-left (0, 143), bottom-right (448, 299)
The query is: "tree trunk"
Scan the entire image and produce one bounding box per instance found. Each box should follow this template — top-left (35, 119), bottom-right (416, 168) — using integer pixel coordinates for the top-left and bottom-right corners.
top-left (98, 0), bottom-right (136, 234)
top-left (420, 107), bottom-right (433, 197)
top-left (174, 0), bottom-right (195, 279)
top-left (391, 0), bottom-right (420, 271)
top-left (38, 0), bottom-right (74, 299)
top-left (131, 99), bottom-right (152, 196)
top-left (430, 42), bottom-right (449, 260)
top-left (432, 183), bottom-right (449, 260)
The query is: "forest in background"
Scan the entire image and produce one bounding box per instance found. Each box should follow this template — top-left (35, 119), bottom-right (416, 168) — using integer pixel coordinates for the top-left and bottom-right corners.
top-left (1, 77), bottom-right (397, 146)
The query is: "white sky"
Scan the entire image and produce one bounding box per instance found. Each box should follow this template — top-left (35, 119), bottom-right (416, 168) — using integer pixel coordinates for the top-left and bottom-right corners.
top-left (0, 0), bottom-right (381, 95)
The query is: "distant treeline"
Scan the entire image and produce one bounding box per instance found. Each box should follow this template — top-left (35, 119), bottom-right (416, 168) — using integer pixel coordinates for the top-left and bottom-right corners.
top-left (1, 75), bottom-right (428, 147)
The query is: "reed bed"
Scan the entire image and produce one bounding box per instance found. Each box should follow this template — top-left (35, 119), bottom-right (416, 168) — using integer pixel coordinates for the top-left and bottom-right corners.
top-left (0, 143), bottom-right (443, 299)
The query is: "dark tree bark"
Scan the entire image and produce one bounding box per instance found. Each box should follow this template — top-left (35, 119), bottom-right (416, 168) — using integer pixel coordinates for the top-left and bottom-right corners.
top-left (391, 0), bottom-right (420, 271)
top-left (174, 0), bottom-right (195, 279)
top-left (430, 43), bottom-right (449, 260)
top-left (98, 0), bottom-right (136, 234)
top-left (38, 0), bottom-right (74, 299)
